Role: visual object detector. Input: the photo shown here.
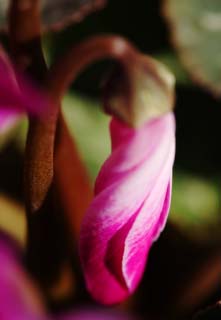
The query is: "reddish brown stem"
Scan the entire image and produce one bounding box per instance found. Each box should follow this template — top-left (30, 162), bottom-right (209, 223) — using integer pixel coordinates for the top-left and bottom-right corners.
top-left (8, 0), bottom-right (65, 288)
top-left (54, 115), bottom-right (92, 237)
top-left (8, 0), bottom-right (91, 292)
top-left (48, 35), bottom-right (138, 98)
top-left (9, 0), bottom-right (55, 213)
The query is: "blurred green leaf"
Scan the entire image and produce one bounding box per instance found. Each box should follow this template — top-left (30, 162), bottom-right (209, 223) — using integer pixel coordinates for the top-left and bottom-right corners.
top-left (63, 93), bottom-right (110, 180)
top-left (155, 52), bottom-right (190, 85)
top-left (164, 0), bottom-right (221, 96)
top-left (0, 118), bottom-right (27, 150)
top-left (0, 195), bottom-right (26, 246)
top-left (0, 1), bottom-right (7, 28)
top-left (170, 171), bottom-right (221, 244)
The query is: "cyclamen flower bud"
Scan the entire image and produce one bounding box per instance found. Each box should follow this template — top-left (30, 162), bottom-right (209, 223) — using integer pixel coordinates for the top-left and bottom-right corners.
top-left (0, 45), bottom-right (48, 132)
top-left (80, 112), bottom-right (175, 305)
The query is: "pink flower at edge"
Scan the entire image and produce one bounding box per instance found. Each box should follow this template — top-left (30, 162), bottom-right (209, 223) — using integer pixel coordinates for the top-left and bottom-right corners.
top-left (0, 233), bottom-right (49, 320)
top-left (0, 232), bottom-right (136, 320)
top-left (80, 112), bottom-right (176, 305)
top-left (0, 45), bottom-right (49, 133)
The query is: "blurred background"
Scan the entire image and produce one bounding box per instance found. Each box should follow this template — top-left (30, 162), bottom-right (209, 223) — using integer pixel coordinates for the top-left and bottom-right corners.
top-left (0, 0), bottom-right (221, 319)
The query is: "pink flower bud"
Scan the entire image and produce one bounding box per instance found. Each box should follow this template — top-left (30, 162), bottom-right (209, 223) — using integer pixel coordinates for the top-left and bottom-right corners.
top-left (80, 112), bottom-right (175, 304)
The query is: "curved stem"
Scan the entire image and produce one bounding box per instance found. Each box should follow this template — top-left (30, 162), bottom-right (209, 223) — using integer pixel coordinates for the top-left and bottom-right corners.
top-left (46, 35), bottom-right (138, 236)
top-left (48, 35), bottom-right (138, 98)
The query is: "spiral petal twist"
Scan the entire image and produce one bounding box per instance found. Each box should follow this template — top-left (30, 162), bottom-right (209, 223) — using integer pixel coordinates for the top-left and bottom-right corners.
top-left (80, 112), bottom-right (175, 304)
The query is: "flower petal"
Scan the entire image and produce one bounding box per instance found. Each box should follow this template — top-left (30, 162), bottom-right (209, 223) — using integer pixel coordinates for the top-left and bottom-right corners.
top-left (80, 113), bottom-right (175, 304)
top-left (0, 45), bottom-right (48, 133)
top-left (0, 233), bottom-right (49, 319)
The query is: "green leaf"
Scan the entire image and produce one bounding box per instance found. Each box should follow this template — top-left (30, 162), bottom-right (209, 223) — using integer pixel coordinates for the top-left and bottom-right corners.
top-left (0, 119), bottom-right (27, 150)
top-left (155, 52), bottom-right (190, 85)
top-left (164, 0), bottom-right (221, 96)
top-left (170, 171), bottom-right (221, 244)
top-left (0, 195), bottom-right (26, 247)
top-left (63, 93), bottom-right (110, 180)
top-left (0, 1), bottom-right (7, 29)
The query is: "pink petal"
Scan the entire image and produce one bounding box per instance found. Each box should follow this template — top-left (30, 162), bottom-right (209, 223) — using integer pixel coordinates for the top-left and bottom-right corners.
top-left (80, 113), bottom-right (175, 305)
top-left (0, 45), bottom-right (48, 133)
top-left (0, 234), bottom-right (49, 320)
top-left (0, 110), bottom-right (20, 133)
